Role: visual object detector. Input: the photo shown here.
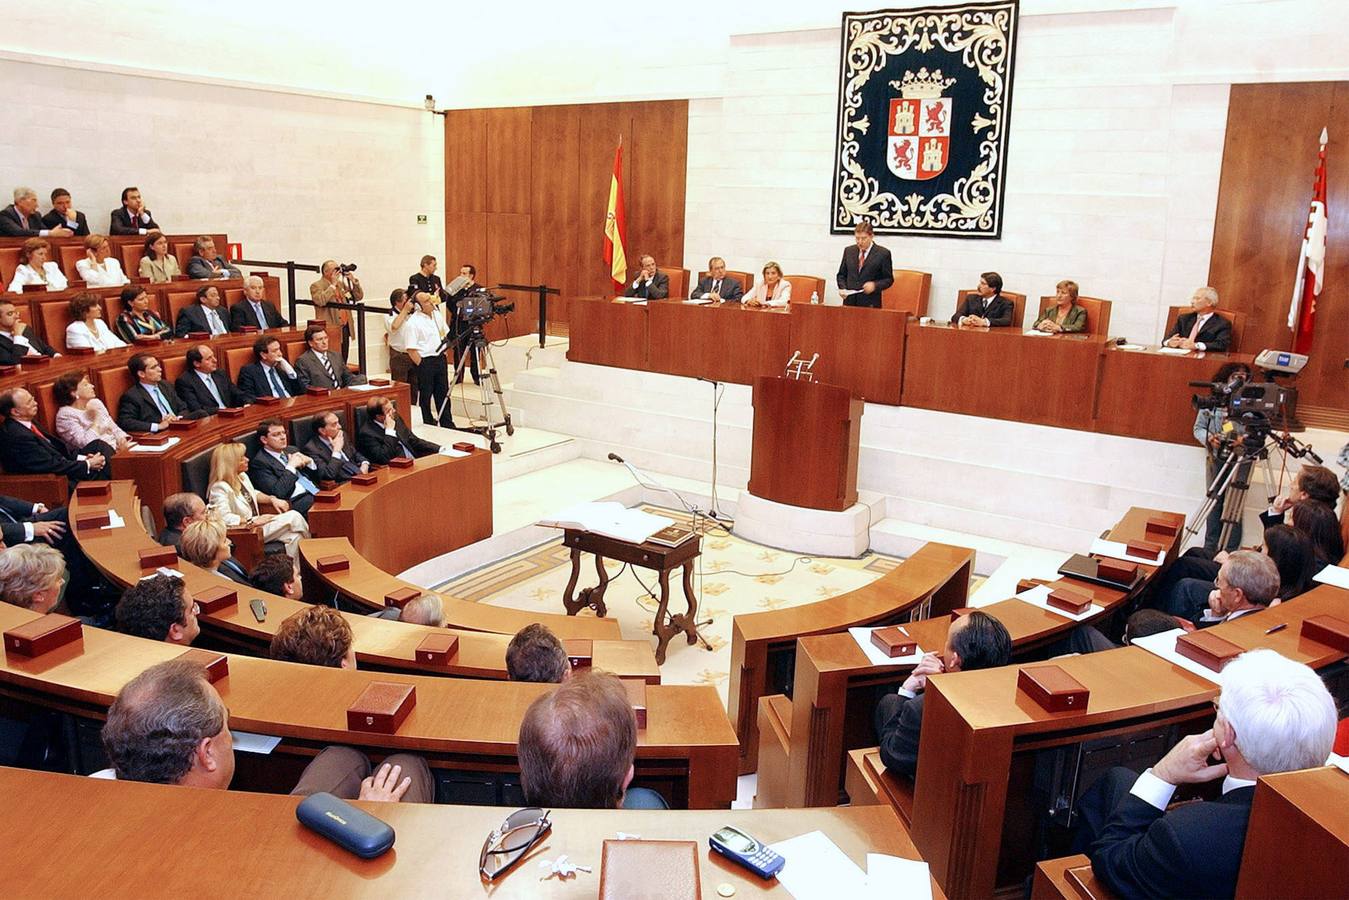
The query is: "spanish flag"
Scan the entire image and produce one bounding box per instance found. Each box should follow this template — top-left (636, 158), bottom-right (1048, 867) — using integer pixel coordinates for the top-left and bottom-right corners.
top-left (603, 137), bottom-right (627, 295)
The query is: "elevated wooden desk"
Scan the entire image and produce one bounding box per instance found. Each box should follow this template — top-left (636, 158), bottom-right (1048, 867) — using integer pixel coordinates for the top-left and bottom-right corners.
top-left (729, 541), bottom-right (974, 775)
top-left (68, 482), bottom-right (655, 681)
top-left (299, 537), bottom-right (624, 641)
top-left (1236, 765), bottom-right (1349, 898)
top-left (788, 303), bottom-right (906, 405)
top-left (0, 767), bottom-right (944, 898)
top-left (565, 296), bottom-right (648, 370)
top-left (0, 604), bottom-right (736, 808)
top-left (307, 451), bottom-right (492, 575)
top-left (902, 323), bottom-right (1105, 431)
top-left (647, 300), bottom-right (791, 384)
top-left (1096, 344), bottom-right (1256, 445)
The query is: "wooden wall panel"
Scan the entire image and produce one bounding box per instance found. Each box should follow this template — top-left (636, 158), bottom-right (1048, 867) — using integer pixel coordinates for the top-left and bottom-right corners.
top-left (1210, 82), bottom-right (1348, 417)
top-left (446, 99), bottom-right (688, 327)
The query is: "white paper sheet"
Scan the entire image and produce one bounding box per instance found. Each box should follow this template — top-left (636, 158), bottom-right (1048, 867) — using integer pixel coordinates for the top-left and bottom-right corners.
top-left (1156, 346), bottom-right (1192, 355)
top-left (1312, 564), bottom-right (1349, 590)
top-left (1012, 584), bottom-right (1105, 623)
top-left (1090, 537), bottom-right (1165, 566)
top-left (537, 501), bottom-right (674, 545)
top-left (128, 436), bottom-right (181, 453)
top-left (682, 298), bottom-right (713, 305)
top-left (99, 510), bottom-right (126, 531)
top-left (1022, 329), bottom-right (1054, 337)
top-left (866, 853), bottom-right (932, 900)
top-left (1328, 753), bottom-right (1349, 776)
top-left (138, 567), bottom-right (185, 582)
top-left (768, 830), bottom-right (868, 900)
top-left (1116, 343), bottom-right (1146, 351)
top-left (347, 383), bottom-right (381, 392)
top-left (615, 297), bottom-right (647, 305)
top-left (437, 446), bottom-right (470, 458)
top-left (1130, 628), bottom-right (1221, 684)
top-left (230, 730), bottom-right (281, 754)
top-left (848, 626), bottom-right (924, 667)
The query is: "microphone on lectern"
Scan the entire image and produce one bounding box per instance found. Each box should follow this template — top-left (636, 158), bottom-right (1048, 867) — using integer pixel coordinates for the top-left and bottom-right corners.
top-left (607, 452), bottom-right (625, 464)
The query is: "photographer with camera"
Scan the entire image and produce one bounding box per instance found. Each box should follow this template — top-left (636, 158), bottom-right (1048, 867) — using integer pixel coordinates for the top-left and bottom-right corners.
top-left (309, 260), bottom-right (362, 361)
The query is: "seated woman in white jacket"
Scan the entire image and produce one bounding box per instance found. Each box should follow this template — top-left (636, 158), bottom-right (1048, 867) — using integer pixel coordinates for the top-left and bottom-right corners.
top-left (64, 293), bottom-right (128, 352)
top-left (75, 234), bottom-right (130, 287)
top-left (206, 442), bottom-right (309, 557)
top-left (8, 237), bottom-right (68, 292)
top-left (742, 261), bottom-right (792, 308)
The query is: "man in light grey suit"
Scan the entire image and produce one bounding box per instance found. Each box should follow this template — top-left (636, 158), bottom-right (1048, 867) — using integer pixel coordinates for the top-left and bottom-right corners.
top-left (294, 324), bottom-right (366, 390)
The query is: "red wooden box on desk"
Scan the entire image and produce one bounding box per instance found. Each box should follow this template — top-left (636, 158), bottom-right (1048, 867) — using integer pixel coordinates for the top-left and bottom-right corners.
top-left (305, 387), bottom-right (330, 397)
top-left (1125, 539), bottom-right (1163, 559)
top-left (1145, 517), bottom-right (1179, 537)
top-left (194, 585), bottom-right (238, 614)
top-left (4, 613), bottom-right (83, 657)
top-left (346, 682), bottom-right (416, 734)
top-left (384, 587), bottom-right (419, 609)
top-left (1017, 665), bottom-right (1090, 712)
top-left (136, 432), bottom-right (171, 446)
top-left (217, 407), bottom-right (245, 418)
top-left (312, 490), bottom-right (341, 505)
top-left (350, 472), bottom-right (377, 486)
top-left (74, 482), bottom-right (111, 500)
top-left (138, 546), bottom-right (178, 569)
top-left (388, 456), bottom-right (414, 469)
top-left (1096, 559), bottom-right (1138, 583)
top-left (564, 639), bottom-right (593, 669)
top-left (316, 555), bottom-right (349, 574)
top-left (167, 419), bottom-right (197, 432)
top-left (253, 395), bottom-right (282, 406)
top-left (415, 634), bottom-right (459, 666)
top-left (1175, 631), bottom-right (1243, 671)
top-left (1047, 586), bottom-right (1093, 615)
top-left (870, 626), bottom-right (917, 658)
top-left (175, 648), bottom-right (229, 683)
top-left (1301, 615), bottom-right (1349, 653)
top-left (74, 510), bottom-right (111, 530)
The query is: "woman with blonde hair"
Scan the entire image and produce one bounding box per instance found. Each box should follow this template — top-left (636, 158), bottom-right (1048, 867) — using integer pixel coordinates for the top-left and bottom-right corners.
top-left (742, 262), bottom-right (792, 308)
top-left (75, 234), bottom-right (130, 288)
top-left (8, 238), bottom-right (68, 292)
top-left (1034, 279), bottom-right (1087, 334)
top-left (0, 544), bottom-right (66, 613)
top-left (206, 442), bottom-right (309, 557)
top-left (180, 514), bottom-right (250, 585)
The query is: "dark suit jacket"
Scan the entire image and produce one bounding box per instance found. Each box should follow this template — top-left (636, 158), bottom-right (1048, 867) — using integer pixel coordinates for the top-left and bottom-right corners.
top-left (295, 349), bottom-right (366, 390)
top-left (217, 558), bottom-right (253, 587)
top-left (1089, 783), bottom-right (1255, 899)
top-left (248, 446), bottom-right (319, 502)
top-left (237, 362), bottom-right (302, 401)
top-left (0, 327), bottom-right (58, 365)
top-left (109, 207), bottom-right (160, 235)
top-left (175, 369), bottom-right (246, 413)
top-left (0, 418), bottom-right (90, 480)
top-left (116, 381), bottom-right (195, 432)
top-left (40, 209), bottom-right (90, 236)
top-left (187, 255), bottom-right (242, 280)
top-left (0, 205), bottom-right (46, 237)
top-left (688, 275), bottom-right (744, 303)
top-left (623, 272), bottom-right (669, 300)
top-left (951, 292), bottom-right (1014, 327)
top-left (228, 298), bottom-right (287, 331)
top-left (303, 434), bottom-right (368, 482)
top-left (357, 416), bottom-right (439, 465)
top-left (875, 690), bottom-right (923, 780)
top-left (836, 243), bottom-right (895, 307)
top-left (1168, 311), bottom-right (1232, 352)
top-left (174, 304), bottom-right (233, 339)
top-left (0, 495), bottom-right (68, 545)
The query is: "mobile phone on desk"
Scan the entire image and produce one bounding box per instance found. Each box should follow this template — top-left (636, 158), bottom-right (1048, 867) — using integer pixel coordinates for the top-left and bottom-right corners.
top-left (709, 825), bottom-right (785, 879)
top-left (249, 598), bottom-right (267, 622)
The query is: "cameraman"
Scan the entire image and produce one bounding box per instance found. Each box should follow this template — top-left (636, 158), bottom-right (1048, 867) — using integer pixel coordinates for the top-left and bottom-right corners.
top-left (1192, 362), bottom-right (1253, 556)
top-left (446, 263), bottom-right (482, 385)
top-left (309, 260), bottom-right (363, 361)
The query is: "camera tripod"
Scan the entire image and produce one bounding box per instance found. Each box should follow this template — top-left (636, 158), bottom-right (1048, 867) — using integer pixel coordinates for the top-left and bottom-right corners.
top-left (1186, 424), bottom-right (1320, 551)
top-left (431, 324), bottom-right (513, 453)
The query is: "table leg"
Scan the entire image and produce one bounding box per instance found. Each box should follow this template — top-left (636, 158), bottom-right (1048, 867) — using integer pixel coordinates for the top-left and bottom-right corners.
top-left (562, 549), bottom-right (610, 617)
top-left (561, 547), bottom-right (585, 615)
top-left (679, 561), bottom-right (699, 645)
top-left (589, 552), bottom-right (610, 618)
top-left (652, 568), bottom-right (675, 665)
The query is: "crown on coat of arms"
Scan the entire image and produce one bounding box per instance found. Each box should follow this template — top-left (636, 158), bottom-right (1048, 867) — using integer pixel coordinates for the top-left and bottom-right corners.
top-left (890, 68), bottom-right (956, 99)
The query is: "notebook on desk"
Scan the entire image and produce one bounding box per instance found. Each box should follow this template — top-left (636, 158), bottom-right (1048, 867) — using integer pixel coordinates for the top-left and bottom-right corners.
top-left (1057, 553), bottom-right (1143, 591)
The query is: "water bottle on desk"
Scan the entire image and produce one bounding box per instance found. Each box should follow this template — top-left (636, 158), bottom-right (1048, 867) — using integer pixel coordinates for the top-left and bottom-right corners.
top-left (810, 291), bottom-right (819, 305)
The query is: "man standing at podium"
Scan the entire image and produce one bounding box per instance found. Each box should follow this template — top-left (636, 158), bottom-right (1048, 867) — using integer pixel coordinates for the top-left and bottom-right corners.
top-left (836, 221), bottom-right (893, 308)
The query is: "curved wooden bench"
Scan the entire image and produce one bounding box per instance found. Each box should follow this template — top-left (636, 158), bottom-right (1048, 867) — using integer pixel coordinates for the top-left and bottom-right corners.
top-left (300, 537), bottom-right (624, 641)
top-left (0, 602), bottom-right (735, 808)
top-left (69, 482), bottom-right (653, 680)
top-left (729, 541), bottom-right (974, 774)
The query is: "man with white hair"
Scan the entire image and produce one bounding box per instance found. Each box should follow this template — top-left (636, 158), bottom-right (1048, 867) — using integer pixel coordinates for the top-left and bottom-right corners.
top-left (1164, 286), bottom-right (1231, 352)
top-left (1077, 648), bottom-right (1336, 898)
top-left (0, 187), bottom-right (73, 238)
top-left (1170, 548), bottom-right (1280, 627)
top-left (228, 275), bottom-right (288, 330)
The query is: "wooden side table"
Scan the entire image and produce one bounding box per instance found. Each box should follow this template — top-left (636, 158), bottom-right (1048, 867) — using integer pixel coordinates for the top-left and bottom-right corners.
top-left (561, 529), bottom-right (702, 665)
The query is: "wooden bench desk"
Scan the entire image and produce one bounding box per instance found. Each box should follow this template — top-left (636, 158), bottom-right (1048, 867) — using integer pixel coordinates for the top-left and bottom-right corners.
top-left (0, 767), bottom-right (944, 898)
top-left (647, 299), bottom-right (791, 385)
top-left (0, 604), bottom-right (735, 808)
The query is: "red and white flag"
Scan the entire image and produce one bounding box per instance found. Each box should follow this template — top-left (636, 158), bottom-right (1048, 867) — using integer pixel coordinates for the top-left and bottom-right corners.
top-left (602, 137), bottom-right (627, 295)
top-left (1287, 127), bottom-right (1328, 354)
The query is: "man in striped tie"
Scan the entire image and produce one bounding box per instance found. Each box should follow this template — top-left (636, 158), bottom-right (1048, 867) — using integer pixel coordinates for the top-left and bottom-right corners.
top-left (295, 325), bottom-right (367, 390)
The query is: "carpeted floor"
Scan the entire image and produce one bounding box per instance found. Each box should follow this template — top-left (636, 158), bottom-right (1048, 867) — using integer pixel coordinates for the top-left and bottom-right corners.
top-left (435, 508), bottom-right (911, 706)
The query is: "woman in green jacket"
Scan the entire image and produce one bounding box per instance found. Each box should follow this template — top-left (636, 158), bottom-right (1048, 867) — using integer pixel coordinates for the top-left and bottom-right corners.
top-left (1034, 280), bottom-right (1087, 333)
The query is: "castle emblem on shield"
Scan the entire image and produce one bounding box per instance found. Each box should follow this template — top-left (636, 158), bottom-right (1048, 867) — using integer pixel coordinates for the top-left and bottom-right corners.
top-left (887, 68), bottom-right (957, 181)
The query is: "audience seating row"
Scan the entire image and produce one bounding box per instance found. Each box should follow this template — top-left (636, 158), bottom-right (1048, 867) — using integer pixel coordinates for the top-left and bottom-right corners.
top-left (0, 232), bottom-right (230, 289)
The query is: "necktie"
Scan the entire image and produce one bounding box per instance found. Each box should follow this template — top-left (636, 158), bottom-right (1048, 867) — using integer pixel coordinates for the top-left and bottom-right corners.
top-left (254, 303), bottom-right (267, 329)
top-left (712, 279), bottom-right (720, 296)
top-left (267, 367), bottom-right (287, 398)
top-left (202, 374), bottom-right (224, 407)
top-left (26, 422), bottom-right (52, 446)
top-left (150, 385), bottom-right (172, 416)
top-left (859, 249), bottom-right (867, 269)
top-left (318, 352), bottom-right (336, 384)
top-left (282, 453), bottom-right (319, 495)
top-left (207, 308), bottom-right (225, 335)
top-left (1187, 315), bottom-right (1203, 342)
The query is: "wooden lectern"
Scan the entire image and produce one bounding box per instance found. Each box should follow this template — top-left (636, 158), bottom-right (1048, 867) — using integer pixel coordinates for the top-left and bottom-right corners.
top-left (748, 376), bottom-right (862, 512)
